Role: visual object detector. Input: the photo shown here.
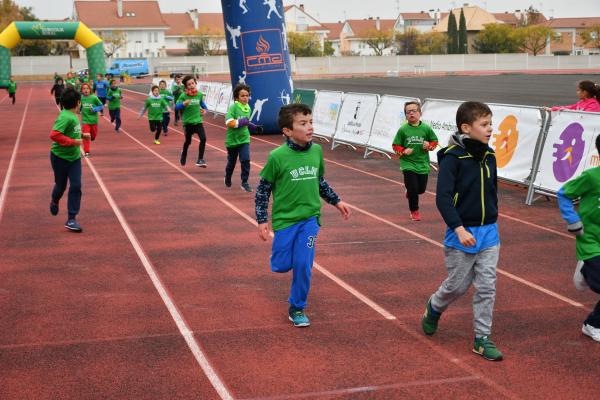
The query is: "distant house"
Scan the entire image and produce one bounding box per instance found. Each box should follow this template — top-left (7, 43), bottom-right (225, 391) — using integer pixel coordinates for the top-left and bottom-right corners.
top-left (394, 11), bottom-right (438, 33)
top-left (321, 22), bottom-right (344, 56)
top-left (163, 10), bottom-right (226, 56)
top-left (492, 12), bottom-right (520, 28)
top-left (434, 6), bottom-right (502, 53)
top-left (541, 17), bottom-right (600, 55)
top-left (74, 0), bottom-right (169, 59)
top-left (284, 4), bottom-right (329, 49)
top-left (340, 18), bottom-right (396, 56)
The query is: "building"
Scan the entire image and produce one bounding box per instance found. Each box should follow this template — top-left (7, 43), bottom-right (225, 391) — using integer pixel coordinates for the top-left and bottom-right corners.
top-left (321, 22), bottom-right (344, 55)
top-left (434, 6), bottom-right (502, 53)
top-left (162, 10), bottom-right (226, 56)
top-left (74, 0), bottom-right (170, 59)
top-left (340, 18), bottom-right (396, 56)
top-left (541, 17), bottom-right (600, 55)
top-left (284, 4), bottom-right (329, 49)
top-left (394, 11), bottom-right (438, 33)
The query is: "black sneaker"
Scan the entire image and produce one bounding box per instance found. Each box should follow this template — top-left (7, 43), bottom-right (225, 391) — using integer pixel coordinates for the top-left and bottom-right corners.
top-left (241, 182), bottom-right (253, 192)
top-left (224, 176), bottom-right (232, 188)
top-left (49, 201), bottom-right (59, 216)
top-left (64, 219), bottom-right (82, 232)
top-left (180, 151), bottom-right (187, 166)
top-left (195, 159), bottom-right (207, 168)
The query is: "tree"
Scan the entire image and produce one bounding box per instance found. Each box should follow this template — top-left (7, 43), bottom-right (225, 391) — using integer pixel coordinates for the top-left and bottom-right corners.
top-left (516, 25), bottom-right (553, 55)
top-left (458, 8), bottom-right (468, 54)
top-left (362, 28), bottom-right (393, 56)
top-left (447, 11), bottom-right (458, 54)
top-left (323, 40), bottom-right (335, 56)
top-left (0, 0), bottom-right (21, 31)
top-left (395, 29), bottom-right (419, 55)
top-left (415, 32), bottom-right (447, 55)
top-left (287, 32), bottom-right (322, 57)
top-left (185, 28), bottom-right (223, 56)
top-left (580, 24), bottom-right (600, 52)
top-left (99, 30), bottom-right (127, 59)
top-left (473, 24), bottom-right (521, 53)
top-left (2, 2), bottom-right (51, 56)
top-left (518, 5), bottom-right (545, 26)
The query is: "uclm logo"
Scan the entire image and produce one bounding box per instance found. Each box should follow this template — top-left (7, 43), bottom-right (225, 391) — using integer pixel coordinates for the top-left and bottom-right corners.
top-left (246, 35), bottom-right (283, 68)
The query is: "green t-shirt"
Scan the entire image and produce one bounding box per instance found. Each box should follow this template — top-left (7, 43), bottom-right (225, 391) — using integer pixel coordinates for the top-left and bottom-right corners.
top-left (51, 109), bottom-right (82, 162)
top-left (107, 87), bottom-right (122, 110)
top-left (160, 88), bottom-right (173, 103)
top-left (172, 83), bottom-right (183, 98)
top-left (144, 96), bottom-right (169, 121)
top-left (65, 78), bottom-right (76, 88)
top-left (176, 92), bottom-right (204, 125)
top-left (392, 121), bottom-right (438, 174)
top-left (8, 80), bottom-right (16, 94)
top-left (80, 95), bottom-right (103, 125)
top-left (260, 143), bottom-right (325, 231)
top-left (562, 167), bottom-right (600, 261)
top-left (225, 101), bottom-right (251, 147)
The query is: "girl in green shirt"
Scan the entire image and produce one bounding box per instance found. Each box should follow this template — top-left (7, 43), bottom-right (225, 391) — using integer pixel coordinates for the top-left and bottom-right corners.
top-left (139, 85), bottom-right (171, 145)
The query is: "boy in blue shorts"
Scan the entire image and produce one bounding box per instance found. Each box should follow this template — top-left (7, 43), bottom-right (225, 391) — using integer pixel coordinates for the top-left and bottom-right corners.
top-left (558, 134), bottom-right (600, 342)
top-left (255, 104), bottom-right (350, 327)
top-left (421, 101), bottom-right (503, 361)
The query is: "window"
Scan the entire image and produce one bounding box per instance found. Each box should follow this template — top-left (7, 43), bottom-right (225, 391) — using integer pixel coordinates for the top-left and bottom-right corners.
top-left (128, 52), bottom-right (132, 57)
top-left (154, 32), bottom-right (158, 42)
top-left (148, 32), bottom-right (152, 42)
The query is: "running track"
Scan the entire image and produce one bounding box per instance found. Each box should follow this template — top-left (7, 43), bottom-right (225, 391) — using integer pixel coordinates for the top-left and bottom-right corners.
top-left (0, 83), bottom-right (598, 399)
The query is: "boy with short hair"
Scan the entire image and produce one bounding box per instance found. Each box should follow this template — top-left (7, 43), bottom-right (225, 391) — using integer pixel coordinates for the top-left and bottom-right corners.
top-left (7, 77), bottom-right (16, 104)
top-left (93, 73), bottom-right (109, 116)
top-left (106, 79), bottom-right (123, 132)
top-left (557, 134), bottom-right (600, 342)
top-left (79, 83), bottom-right (104, 157)
top-left (171, 75), bottom-right (183, 126)
top-left (48, 87), bottom-right (90, 232)
top-left (255, 103), bottom-right (351, 327)
top-left (392, 101), bottom-right (438, 221)
top-left (422, 101), bottom-right (503, 361)
top-left (139, 85), bottom-right (171, 145)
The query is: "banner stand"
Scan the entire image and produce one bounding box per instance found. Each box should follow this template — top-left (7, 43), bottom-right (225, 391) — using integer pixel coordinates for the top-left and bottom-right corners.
top-left (364, 147), bottom-right (392, 159)
top-left (330, 92), bottom-right (379, 152)
top-left (525, 110), bottom-right (552, 205)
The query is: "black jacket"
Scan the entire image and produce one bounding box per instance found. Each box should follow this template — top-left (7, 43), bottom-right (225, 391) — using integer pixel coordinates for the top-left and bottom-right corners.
top-left (435, 134), bottom-right (498, 229)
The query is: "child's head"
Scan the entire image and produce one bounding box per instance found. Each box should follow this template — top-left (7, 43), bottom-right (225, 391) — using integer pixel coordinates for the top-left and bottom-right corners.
top-left (577, 80), bottom-right (600, 102)
top-left (151, 85), bottom-right (160, 96)
top-left (96, 73), bottom-right (103, 80)
top-left (233, 83), bottom-right (251, 104)
top-left (80, 83), bottom-right (91, 96)
top-left (404, 101), bottom-right (422, 125)
top-left (61, 87), bottom-right (81, 110)
top-left (57, 78), bottom-right (63, 84)
top-left (110, 79), bottom-right (118, 88)
top-left (175, 74), bottom-right (182, 83)
top-left (456, 101), bottom-right (493, 144)
top-left (278, 103), bottom-right (313, 146)
top-left (159, 80), bottom-right (167, 89)
top-left (182, 75), bottom-right (196, 90)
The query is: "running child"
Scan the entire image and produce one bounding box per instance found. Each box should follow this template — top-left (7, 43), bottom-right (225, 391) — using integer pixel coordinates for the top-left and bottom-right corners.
top-left (225, 83), bottom-right (261, 192)
top-left (51, 77), bottom-right (65, 108)
top-left (106, 79), bottom-right (123, 133)
top-left (158, 80), bottom-right (174, 135)
top-left (175, 75), bottom-right (208, 167)
top-left (392, 101), bottom-right (438, 221)
top-left (7, 77), bottom-right (16, 104)
top-left (139, 85), bottom-right (171, 145)
top-left (93, 73), bottom-right (109, 116)
top-left (255, 103), bottom-right (351, 327)
top-left (49, 87), bottom-right (90, 232)
top-left (171, 74), bottom-right (183, 126)
top-left (421, 101), bottom-right (503, 361)
top-left (557, 134), bottom-right (600, 342)
top-left (79, 83), bottom-right (104, 157)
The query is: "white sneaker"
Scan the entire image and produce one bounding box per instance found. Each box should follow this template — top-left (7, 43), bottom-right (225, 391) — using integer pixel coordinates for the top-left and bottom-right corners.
top-left (573, 260), bottom-right (588, 292)
top-left (582, 324), bottom-right (600, 342)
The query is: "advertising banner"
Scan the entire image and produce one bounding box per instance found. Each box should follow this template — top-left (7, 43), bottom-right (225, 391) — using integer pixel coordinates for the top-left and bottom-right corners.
top-left (332, 93), bottom-right (379, 147)
top-left (313, 90), bottom-right (343, 139)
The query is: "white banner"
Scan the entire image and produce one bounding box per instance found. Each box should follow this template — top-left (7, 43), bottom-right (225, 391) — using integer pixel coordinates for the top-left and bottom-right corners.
top-left (421, 99), bottom-right (460, 163)
top-left (216, 84), bottom-right (232, 114)
top-left (205, 82), bottom-right (223, 111)
top-left (313, 90), bottom-right (343, 139)
top-left (534, 110), bottom-right (600, 192)
top-left (366, 95), bottom-right (419, 154)
top-left (333, 93), bottom-right (379, 147)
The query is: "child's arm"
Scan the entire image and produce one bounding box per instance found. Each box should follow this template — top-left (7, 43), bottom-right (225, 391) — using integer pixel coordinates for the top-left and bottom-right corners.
top-left (423, 126), bottom-right (439, 151)
top-left (392, 128), bottom-right (413, 156)
top-left (255, 178), bottom-right (273, 241)
top-left (319, 176), bottom-right (350, 219)
top-left (49, 130), bottom-right (81, 146)
top-left (138, 104), bottom-right (148, 119)
top-left (557, 173), bottom-right (590, 236)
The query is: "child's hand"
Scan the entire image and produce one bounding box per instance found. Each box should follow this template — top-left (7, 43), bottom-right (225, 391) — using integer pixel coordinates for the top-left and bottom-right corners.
top-left (258, 223), bottom-right (271, 241)
top-left (335, 201), bottom-right (351, 220)
top-left (455, 226), bottom-right (476, 247)
top-left (422, 141), bottom-right (430, 149)
top-left (201, 109), bottom-right (206, 115)
top-left (403, 148), bottom-right (413, 156)
top-left (183, 99), bottom-right (191, 106)
top-left (81, 133), bottom-right (91, 139)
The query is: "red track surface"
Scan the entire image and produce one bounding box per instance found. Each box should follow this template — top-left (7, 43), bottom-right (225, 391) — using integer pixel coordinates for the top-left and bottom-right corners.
top-left (1, 84), bottom-right (598, 399)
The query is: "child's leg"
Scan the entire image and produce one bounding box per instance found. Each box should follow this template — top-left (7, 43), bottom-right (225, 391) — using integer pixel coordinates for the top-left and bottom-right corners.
top-left (66, 158), bottom-right (82, 219)
top-left (403, 170), bottom-right (420, 211)
top-left (582, 256), bottom-right (600, 327)
top-left (289, 217), bottom-right (320, 310)
top-left (270, 224), bottom-right (296, 274)
top-left (109, 109), bottom-right (116, 122)
top-left (431, 247), bottom-right (476, 313)
top-left (239, 143), bottom-right (251, 184)
top-left (90, 124), bottom-right (98, 142)
top-left (162, 112), bottom-right (170, 133)
top-left (225, 146), bottom-right (239, 180)
top-left (114, 108), bottom-right (121, 131)
top-left (196, 124), bottom-right (207, 160)
top-left (81, 124), bottom-right (91, 154)
top-left (471, 244), bottom-right (500, 337)
top-left (154, 121), bottom-right (162, 141)
top-left (50, 153), bottom-right (69, 204)
top-left (11, 93), bottom-right (15, 104)
top-left (417, 173), bottom-right (428, 195)
top-left (182, 125), bottom-right (193, 156)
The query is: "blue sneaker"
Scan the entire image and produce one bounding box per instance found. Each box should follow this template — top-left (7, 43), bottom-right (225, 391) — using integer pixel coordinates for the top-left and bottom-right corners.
top-left (288, 308), bottom-right (310, 327)
top-left (64, 219), bottom-right (82, 232)
top-left (49, 201), bottom-right (59, 216)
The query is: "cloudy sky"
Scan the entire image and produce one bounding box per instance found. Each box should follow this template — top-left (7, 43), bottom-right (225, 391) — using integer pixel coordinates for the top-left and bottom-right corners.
top-left (16, 0), bottom-right (600, 22)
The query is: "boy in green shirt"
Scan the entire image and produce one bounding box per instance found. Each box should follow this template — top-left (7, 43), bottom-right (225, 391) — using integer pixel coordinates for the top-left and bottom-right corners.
top-left (255, 104), bottom-right (350, 327)
top-left (79, 83), bottom-right (104, 156)
top-left (106, 79), bottom-right (123, 133)
top-left (558, 134), bottom-right (600, 342)
top-left (392, 101), bottom-right (438, 221)
top-left (7, 77), bottom-right (16, 104)
top-left (175, 75), bottom-right (208, 166)
top-left (139, 85), bottom-right (171, 145)
top-left (171, 74), bottom-right (183, 126)
top-left (158, 80), bottom-right (174, 134)
top-left (48, 87), bottom-right (90, 232)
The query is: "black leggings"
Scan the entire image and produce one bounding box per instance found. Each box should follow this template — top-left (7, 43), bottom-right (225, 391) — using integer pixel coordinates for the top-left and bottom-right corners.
top-left (403, 170), bottom-right (428, 211)
top-left (9, 93), bottom-right (15, 104)
top-left (149, 120), bottom-right (162, 140)
top-left (183, 123), bottom-right (206, 160)
top-left (582, 256), bottom-right (600, 328)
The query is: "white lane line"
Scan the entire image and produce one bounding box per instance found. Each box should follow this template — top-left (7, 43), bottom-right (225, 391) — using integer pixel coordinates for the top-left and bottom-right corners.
top-left (0, 89), bottom-right (32, 222)
top-left (116, 95), bottom-right (587, 310)
top-left (0, 94), bottom-right (9, 103)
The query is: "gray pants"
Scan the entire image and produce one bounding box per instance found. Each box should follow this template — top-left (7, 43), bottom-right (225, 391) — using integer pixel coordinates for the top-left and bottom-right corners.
top-left (431, 245), bottom-right (500, 336)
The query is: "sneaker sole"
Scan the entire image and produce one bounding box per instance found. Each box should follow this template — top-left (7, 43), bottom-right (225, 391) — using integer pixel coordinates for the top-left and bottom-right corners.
top-left (472, 348), bottom-right (503, 361)
top-left (288, 316), bottom-right (310, 327)
top-left (196, 164), bottom-right (207, 168)
top-left (582, 326), bottom-right (600, 342)
top-left (64, 225), bottom-right (82, 232)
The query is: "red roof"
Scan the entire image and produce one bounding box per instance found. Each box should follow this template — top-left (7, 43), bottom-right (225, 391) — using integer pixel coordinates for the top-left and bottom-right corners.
top-left (345, 19), bottom-right (396, 38)
top-left (74, 1), bottom-right (168, 29)
top-left (492, 12), bottom-right (519, 25)
top-left (197, 13), bottom-right (224, 36)
top-left (165, 49), bottom-right (188, 56)
top-left (399, 12), bottom-right (434, 20)
top-left (322, 22), bottom-right (344, 40)
top-left (542, 17), bottom-right (600, 28)
top-left (163, 13), bottom-right (195, 36)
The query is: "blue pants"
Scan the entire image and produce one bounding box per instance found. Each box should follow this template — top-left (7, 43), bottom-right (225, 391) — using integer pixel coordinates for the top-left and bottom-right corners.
top-left (270, 217), bottom-right (320, 310)
top-left (162, 112), bottom-right (170, 132)
top-left (50, 152), bottom-right (81, 219)
top-left (582, 256), bottom-right (600, 328)
top-left (225, 143), bottom-right (250, 183)
top-left (109, 108), bottom-right (121, 131)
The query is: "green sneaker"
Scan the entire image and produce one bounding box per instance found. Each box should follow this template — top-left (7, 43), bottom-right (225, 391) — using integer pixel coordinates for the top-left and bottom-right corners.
top-left (473, 336), bottom-right (503, 361)
top-left (288, 308), bottom-right (310, 327)
top-left (421, 297), bottom-right (441, 336)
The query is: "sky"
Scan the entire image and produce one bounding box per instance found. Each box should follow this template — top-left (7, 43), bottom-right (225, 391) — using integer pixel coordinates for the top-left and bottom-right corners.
top-left (15, 0), bottom-right (600, 22)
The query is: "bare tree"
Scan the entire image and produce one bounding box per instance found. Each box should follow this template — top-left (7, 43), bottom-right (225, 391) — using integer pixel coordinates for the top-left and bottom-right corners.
top-left (580, 24), bottom-right (600, 52)
top-left (363, 28), bottom-right (393, 56)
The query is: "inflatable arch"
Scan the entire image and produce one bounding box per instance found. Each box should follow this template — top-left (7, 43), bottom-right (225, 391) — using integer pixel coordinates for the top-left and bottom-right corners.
top-left (0, 21), bottom-right (105, 88)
